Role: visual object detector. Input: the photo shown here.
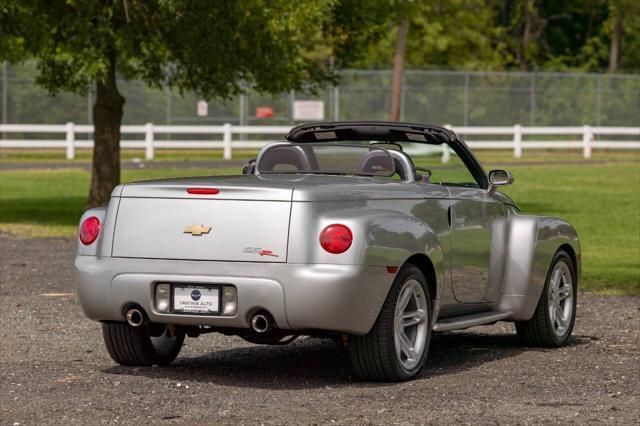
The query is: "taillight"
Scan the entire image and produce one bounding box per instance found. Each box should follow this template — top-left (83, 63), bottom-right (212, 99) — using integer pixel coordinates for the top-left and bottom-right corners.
top-left (319, 224), bottom-right (353, 254)
top-left (187, 188), bottom-right (220, 195)
top-left (79, 216), bottom-right (101, 245)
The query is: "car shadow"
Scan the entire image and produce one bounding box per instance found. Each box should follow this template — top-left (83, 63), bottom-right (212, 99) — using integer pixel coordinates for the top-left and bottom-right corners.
top-left (102, 331), bottom-right (592, 389)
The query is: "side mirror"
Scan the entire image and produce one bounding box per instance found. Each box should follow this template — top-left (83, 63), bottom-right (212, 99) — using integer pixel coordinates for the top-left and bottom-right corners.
top-left (488, 169), bottom-right (514, 186)
top-left (242, 159), bottom-right (256, 175)
top-left (415, 167), bottom-right (432, 182)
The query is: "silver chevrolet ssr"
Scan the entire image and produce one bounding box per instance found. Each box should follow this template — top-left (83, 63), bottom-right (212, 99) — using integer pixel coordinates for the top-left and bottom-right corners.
top-left (74, 121), bottom-right (580, 382)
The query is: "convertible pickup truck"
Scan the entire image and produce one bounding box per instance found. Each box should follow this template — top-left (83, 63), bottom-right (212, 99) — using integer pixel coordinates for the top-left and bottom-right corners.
top-left (75, 121), bottom-right (580, 382)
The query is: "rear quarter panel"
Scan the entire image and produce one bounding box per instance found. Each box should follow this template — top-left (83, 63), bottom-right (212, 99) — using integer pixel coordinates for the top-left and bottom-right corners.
top-left (287, 196), bottom-right (450, 315)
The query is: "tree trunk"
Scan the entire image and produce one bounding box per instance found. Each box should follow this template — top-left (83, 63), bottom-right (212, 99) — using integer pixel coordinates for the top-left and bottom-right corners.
top-left (608, 10), bottom-right (621, 73)
top-left (390, 20), bottom-right (409, 122)
top-left (520, 0), bottom-right (533, 71)
top-left (86, 53), bottom-right (124, 209)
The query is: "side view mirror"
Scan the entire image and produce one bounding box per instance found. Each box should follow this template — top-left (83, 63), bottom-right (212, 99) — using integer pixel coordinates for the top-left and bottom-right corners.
top-left (488, 169), bottom-right (514, 186)
top-left (414, 167), bottom-right (432, 182)
top-left (242, 159), bottom-right (256, 175)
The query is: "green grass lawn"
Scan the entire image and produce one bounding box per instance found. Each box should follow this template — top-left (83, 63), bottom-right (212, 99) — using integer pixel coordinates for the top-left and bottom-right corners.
top-left (0, 151), bottom-right (638, 295)
top-left (496, 159), bottom-right (639, 296)
top-left (2, 147), bottom-right (636, 164)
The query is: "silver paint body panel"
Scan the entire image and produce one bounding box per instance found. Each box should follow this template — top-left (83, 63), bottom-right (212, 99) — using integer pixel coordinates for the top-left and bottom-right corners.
top-left (75, 255), bottom-right (390, 334)
top-left (112, 197), bottom-right (291, 262)
top-left (74, 149), bottom-right (580, 334)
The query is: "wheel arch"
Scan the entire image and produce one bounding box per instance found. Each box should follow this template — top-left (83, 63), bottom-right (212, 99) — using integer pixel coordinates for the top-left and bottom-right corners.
top-left (404, 253), bottom-right (437, 308)
top-left (356, 208), bottom-right (446, 333)
top-left (558, 243), bottom-right (580, 286)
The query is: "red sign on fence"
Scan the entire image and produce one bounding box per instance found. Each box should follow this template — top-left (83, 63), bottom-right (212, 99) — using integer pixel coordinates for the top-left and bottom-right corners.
top-left (255, 106), bottom-right (274, 119)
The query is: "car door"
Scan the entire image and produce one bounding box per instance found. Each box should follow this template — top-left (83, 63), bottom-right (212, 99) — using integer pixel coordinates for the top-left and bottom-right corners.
top-left (417, 147), bottom-right (508, 304)
top-left (447, 187), bottom-right (507, 303)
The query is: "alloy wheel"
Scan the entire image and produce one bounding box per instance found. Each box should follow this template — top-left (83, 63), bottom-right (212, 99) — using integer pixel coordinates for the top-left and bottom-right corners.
top-left (393, 279), bottom-right (429, 371)
top-left (547, 260), bottom-right (574, 338)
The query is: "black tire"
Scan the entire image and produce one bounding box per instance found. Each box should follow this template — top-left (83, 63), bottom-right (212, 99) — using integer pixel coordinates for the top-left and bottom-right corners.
top-left (102, 322), bottom-right (185, 366)
top-left (515, 250), bottom-right (578, 347)
top-left (348, 264), bottom-right (432, 382)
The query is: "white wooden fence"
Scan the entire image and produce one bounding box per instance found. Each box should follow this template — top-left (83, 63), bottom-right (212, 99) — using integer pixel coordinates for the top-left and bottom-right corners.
top-left (0, 123), bottom-right (638, 161)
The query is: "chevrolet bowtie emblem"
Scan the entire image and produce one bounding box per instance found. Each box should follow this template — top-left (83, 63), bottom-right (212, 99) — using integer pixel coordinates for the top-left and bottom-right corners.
top-left (183, 224), bottom-right (212, 236)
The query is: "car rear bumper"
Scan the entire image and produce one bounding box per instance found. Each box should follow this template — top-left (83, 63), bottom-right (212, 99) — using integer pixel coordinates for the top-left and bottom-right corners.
top-left (74, 256), bottom-right (393, 335)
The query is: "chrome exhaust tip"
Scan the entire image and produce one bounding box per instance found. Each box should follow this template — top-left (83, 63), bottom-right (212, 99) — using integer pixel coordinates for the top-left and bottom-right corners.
top-left (126, 308), bottom-right (145, 327)
top-left (250, 313), bottom-right (271, 333)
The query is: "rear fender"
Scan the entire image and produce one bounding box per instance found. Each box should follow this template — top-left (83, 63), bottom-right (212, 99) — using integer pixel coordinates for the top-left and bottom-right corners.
top-left (288, 203), bottom-right (443, 269)
top-left (362, 210), bottom-right (445, 326)
top-left (288, 201), bottom-right (444, 327)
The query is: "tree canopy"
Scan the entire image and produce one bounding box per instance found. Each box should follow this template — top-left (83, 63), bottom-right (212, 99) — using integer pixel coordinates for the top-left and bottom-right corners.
top-left (1, 0), bottom-right (397, 97)
top-left (0, 0), bottom-right (394, 207)
top-left (355, 0), bottom-right (639, 72)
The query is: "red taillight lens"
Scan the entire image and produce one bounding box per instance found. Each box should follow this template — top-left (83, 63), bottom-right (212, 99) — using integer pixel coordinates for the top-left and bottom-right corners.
top-left (79, 216), bottom-right (101, 245)
top-left (319, 224), bottom-right (353, 254)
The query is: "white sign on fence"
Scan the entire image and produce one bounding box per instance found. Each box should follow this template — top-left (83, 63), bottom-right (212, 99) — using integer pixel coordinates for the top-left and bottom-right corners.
top-left (293, 100), bottom-right (324, 121)
top-left (196, 100), bottom-right (208, 117)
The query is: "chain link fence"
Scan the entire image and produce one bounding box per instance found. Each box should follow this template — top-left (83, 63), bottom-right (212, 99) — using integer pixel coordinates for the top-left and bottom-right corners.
top-left (2, 62), bottom-right (639, 129)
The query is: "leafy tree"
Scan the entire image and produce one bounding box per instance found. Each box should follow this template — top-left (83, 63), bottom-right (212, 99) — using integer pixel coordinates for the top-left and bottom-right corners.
top-left (605, 0), bottom-right (640, 72)
top-left (389, 1), bottom-right (416, 121)
top-left (356, 1), bottom-right (506, 70)
top-left (0, 0), bottom-right (392, 208)
top-left (499, 0), bottom-right (640, 72)
top-left (354, 0), bottom-right (639, 73)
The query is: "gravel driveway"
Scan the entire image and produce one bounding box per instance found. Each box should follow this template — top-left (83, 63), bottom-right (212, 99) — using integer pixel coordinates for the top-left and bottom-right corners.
top-left (1, 235), bottom-right (638, 425)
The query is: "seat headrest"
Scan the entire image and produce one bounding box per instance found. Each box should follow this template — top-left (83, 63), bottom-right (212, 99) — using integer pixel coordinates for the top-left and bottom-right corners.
top-left (357, 151), bottom-right (394, 175)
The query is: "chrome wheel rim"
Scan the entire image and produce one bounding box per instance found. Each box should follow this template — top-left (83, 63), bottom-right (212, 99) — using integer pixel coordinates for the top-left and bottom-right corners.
top-left (394, 279), bottom-right (429, 371)
top-left (150, 326), bottom-right (178, 355)
top-left (547, 260), bottom-right (574, 338)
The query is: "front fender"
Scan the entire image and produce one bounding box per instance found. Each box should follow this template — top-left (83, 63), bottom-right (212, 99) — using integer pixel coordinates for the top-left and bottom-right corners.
top-left (497, 214), bottom-right (580, 320)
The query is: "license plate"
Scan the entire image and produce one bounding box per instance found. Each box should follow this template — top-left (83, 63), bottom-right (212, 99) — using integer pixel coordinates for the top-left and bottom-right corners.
top-left (172, 285), bottom-right (220, 314)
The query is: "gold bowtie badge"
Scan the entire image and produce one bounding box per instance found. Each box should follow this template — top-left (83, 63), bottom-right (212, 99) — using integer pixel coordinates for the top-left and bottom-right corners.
top-left (183, 224), bottom-right (212, 236)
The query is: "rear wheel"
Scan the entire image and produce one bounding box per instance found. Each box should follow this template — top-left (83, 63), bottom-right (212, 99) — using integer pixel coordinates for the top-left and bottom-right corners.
top-left (515, 250), bottom-right (577, 347)
top-left (102, 322), bottom-right (185, 366)
top-left (349, 264), bottom-right (432, 382)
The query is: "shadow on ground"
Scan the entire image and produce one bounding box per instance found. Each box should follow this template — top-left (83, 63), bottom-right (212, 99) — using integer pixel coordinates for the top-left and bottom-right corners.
top-left (103, 331), bottom-right (592, 390)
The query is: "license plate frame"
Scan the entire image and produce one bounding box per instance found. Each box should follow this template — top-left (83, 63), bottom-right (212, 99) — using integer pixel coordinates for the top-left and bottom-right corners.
top-left (171, 284), bottom-right (221, 315)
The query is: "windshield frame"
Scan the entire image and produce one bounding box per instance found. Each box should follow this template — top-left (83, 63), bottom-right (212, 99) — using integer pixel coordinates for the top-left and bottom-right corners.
top-left (286, 121), bottom-right (489, 189)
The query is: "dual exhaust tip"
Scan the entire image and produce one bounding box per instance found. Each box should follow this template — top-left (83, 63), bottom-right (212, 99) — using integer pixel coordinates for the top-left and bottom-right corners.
top-left (126, 307), bottom-right (146, 327)
top-left (125, 306), bottom-right (274, 333)
top-left (250, 312), bottom-right (273, 333)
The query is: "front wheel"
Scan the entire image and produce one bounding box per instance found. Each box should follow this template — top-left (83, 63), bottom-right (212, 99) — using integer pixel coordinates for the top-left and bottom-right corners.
top-left (102, 322), bottom-right (185, 366)
top-left (515, 250), bottom-right (577, 347)
top-left (349, 264), bottom-right (432, 382)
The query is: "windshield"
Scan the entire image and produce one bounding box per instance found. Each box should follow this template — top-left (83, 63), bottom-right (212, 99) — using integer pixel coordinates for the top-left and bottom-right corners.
top-left (256, 144), bottom-right (395, 177)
